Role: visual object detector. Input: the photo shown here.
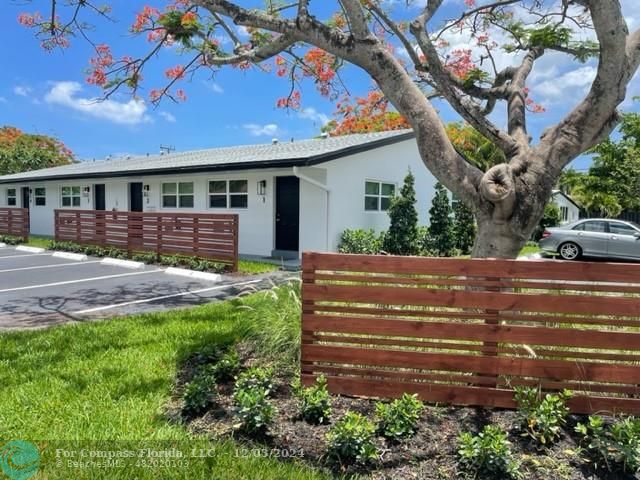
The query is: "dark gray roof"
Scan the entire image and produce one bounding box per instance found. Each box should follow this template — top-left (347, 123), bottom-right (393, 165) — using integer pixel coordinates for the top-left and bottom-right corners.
top-left (0, 130), bottom-right (415, 184)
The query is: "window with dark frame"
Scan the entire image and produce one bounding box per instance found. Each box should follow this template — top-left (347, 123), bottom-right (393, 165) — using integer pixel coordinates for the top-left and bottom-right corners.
top-left (34, 187), bottom-right (46, 206)
top-left (364, 180), bottom-right (395, 211)
top-left (208, 180), bottom-right (248, 209)
top-left (6, 188), bottom-right (16, 206)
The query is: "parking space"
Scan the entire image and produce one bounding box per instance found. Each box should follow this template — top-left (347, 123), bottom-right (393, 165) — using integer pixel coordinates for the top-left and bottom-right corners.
top-left (0, 246), bottom-right (287, 330)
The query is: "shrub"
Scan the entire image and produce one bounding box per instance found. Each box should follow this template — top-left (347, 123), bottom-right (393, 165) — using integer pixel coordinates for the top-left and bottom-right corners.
top-left (458, 425), bottom-right (520, 479)
top-left (0, 235), bottom-right (25, 245)
top-left (375, 393), bottom-right (424, 441)
top-left (452, 198), bottom-right (476, 255)
top-left (292, 375), bottom-right (332, 425)
top-left (532, 203), bottom-right (561, 241)
top-left (233, 387), bottom-right (275, 435)
top-left (182, 373), bottom-right (215, 417)
top-left (338, 228), bottom-right (383, 255)
top-left (576, 415), bottom-right (640, 473)
top-left (131, 251), bottom-right (158, 263)
top-left (383, 170), bottom-right (421, 256)
top-left (326, 411), bottom-right (378, 466)
top-left (427, 182), bottom-right (455, 257)
top-left (514, 387), bottom-right (571, 445)
top-left (234, 367), bottom-right (276, 397)
top-left (209, 349), bottom-right (241, 383)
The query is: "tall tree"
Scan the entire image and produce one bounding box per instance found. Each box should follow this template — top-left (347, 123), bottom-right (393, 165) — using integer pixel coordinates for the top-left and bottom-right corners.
top-left (0, 126), bottom-right (74, 175)
top-left (452, 199), bottom-right (477, 255)
top-left (383, 171), bottom-right (420, 256)
top-left (427, 183), bottom-right (455, 257)
top-left (14, 1), bottom-right (640, 258)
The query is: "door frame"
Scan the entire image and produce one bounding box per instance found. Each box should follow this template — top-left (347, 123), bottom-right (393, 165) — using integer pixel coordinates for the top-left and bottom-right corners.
top-left (274, 176), bottom-right (300, 253)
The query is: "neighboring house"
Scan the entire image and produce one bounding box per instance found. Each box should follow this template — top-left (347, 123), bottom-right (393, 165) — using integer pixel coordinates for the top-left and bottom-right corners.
top-left (551, 190), bottom-right (581, 225)
top-left (0, 130), bottom-right (437, 258)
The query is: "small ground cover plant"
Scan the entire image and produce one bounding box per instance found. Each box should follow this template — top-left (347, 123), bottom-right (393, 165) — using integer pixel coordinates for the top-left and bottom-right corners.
top-left (575, 415), bottom-right (640, 474)
top-left (458, 424), bottom-right (521, 479)
top-left (233, 386), bottom-right (276, 436)
top-left (291, 375), bottom-right (332, 425)
top-left (375, 393), bottom-right (424, 441)
top-left (182, 372), bottom-right (216, 417)
top-left (0, 234), bottom-right (25, 245)
top-left (234, 366), bottom-right (276, 397)
top-left (514, 387), bottom-right (572, 445)
top-left (326, 411), bottom-right (378, 467)
top-left (207, 349), bottom-right (241, 383)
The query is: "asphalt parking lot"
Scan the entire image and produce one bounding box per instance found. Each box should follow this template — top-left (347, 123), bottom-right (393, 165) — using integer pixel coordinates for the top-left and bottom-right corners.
top-left (0, 246), bottom-right (286, 330)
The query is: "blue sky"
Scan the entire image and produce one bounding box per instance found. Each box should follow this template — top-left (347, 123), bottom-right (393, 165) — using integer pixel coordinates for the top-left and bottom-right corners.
top-left (0, 0), bottom-right (637, 171)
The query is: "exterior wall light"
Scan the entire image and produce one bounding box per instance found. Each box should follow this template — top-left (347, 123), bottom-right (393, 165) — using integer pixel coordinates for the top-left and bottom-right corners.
top-left (257, 180), bottom-right (267, 196)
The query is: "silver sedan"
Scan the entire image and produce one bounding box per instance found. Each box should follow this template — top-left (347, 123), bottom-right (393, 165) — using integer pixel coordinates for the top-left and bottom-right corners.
top-left (538, 219), bottom-right (640, 261)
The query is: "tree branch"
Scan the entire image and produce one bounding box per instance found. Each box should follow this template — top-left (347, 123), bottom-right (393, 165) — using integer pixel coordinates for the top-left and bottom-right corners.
top-left (338, 0), bottom-right (370, 39)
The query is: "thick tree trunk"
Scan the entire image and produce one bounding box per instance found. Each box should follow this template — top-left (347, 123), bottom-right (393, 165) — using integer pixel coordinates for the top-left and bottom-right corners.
top-left (471, 219), bottom-right (527, 259)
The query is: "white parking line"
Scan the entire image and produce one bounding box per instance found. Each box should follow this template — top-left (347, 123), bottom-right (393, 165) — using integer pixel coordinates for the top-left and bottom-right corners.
top-left (0, 253), bottom-right (51, 260)
top-left (0, 269), bottom-right (164, 293)
top-left (73, 279), bottom-right (263, 315)
top-left (0, 260), bottom-right (102, 274)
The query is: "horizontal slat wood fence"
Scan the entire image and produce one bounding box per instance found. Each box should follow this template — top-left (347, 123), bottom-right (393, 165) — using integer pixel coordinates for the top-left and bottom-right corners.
top-left (0, 208), bottom-right (29, 241)
top-left (55, 210), bottom-right (238, 271)
top-left (301, 252), bottom-right (640, 415)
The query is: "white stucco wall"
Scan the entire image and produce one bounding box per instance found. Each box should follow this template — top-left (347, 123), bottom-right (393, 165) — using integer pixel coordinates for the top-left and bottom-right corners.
top-left (323, 138), bottom-right (437, 251)
top-left (552, 193), bottom-right (580, 225)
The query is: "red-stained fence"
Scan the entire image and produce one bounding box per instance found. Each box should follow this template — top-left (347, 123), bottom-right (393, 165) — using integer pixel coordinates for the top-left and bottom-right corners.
top-left (0, 208), bottom-right (29, 241)
top-left (301, 252), bottom-right (640, 415)
top-left (55, 210), bottom-right (239, 271)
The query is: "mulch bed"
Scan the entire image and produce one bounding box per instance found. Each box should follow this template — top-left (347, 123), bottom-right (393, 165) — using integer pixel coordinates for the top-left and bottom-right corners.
top-left (166, 349), bottom-right (637, 480)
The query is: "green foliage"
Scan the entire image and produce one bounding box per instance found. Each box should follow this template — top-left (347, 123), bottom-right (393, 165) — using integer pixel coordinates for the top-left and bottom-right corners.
top-left (383, 170), bottom-right (421, 256)
top-left (338, 228), bottom-right (383, 254)
top-left (182, 373), bottom-right (216, 417)
top-left (131, 251), bottom-right (158, 263)
top-left (234, 367), bottom-right (276, 397)
top-left (452, 199), bottom-right (476, 255)
top-left (233, 387), bottom-right (276, 436)
top-left (446, 122), bottom-right (506, 172)
top-left (208, 349), bottom-right (241, 383)
top-left (0, 125), bottom-right (74, 175)
top-left (375, 393), bottom-right (424, 441)
top-left (532, 203), bottom-right (561, 241)
top-left (458, 425), bottom-right (521, 479)
top-left (527, 25), bottom-right (571, 48)
top-left (291, 375), bottom-right (332, 425)
top-left (426, 183), bottom-right (455, 257)
top-left (514, 387), bottom-right (571, 446)
top-left (575, 415), bottom-right (640, 474)
top-left (0, 235), bottom-right (26, 245)
top-left (326, 411), bottom-right (378, 466)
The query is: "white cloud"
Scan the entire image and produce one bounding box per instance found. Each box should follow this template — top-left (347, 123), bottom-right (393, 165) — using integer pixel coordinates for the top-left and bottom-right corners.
top-left (158, 111), bottom-right (176, 123)
top-left (44, 81), bottom-right (151, 126)
top-left (207, 82), bottom-right (224, 94)
top-left (298, 107), bottom-right (330, 125)
top-left (13, 85), bottom-right (32, 97)
top-left (533, 66), bottom-right (597, 103)
top-left (243, 123), bottom-right (280, 137)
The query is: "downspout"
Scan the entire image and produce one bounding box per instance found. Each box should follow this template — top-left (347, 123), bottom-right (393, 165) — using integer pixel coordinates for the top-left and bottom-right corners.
top-left (292, 166), bottom-right (331, 252)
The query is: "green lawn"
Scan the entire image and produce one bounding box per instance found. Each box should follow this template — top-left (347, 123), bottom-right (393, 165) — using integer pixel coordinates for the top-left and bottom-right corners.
top-left (25, 235), bottom-right (53, 249)
top-left (519, 244), bottom-right (542, 256)
top-left (0, 287), bottom-right (327, 480)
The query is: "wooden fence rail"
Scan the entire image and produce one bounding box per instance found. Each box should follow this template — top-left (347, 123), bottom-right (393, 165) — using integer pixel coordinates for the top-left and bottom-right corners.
top-left (54, 210), bottom-right (239, 271)
top-left (0, 208), bottom-right (29, 241)
top-left (301, 252), bottom-right (640, 415)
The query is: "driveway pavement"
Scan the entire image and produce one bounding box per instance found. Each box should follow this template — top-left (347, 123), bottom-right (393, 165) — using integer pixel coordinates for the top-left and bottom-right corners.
top-left (0, 246), bottom-right (291, 330)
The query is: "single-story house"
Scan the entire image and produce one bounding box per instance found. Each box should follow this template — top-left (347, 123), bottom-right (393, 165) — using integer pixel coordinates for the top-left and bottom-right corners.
top-left (0, 130), bottom-right (438, 258)
top-left (551, 190), bottom-right (581, 225)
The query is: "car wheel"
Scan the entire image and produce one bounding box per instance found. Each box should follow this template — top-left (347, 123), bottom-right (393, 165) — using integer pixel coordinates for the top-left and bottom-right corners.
top-left (558, 242), bottom-right (581, 260)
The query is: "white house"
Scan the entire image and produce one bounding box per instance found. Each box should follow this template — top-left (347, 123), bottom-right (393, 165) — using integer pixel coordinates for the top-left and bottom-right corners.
top-left (551, 190), bottom-right (581, 225)
top-left (0, 130), bottom-right (438, 258)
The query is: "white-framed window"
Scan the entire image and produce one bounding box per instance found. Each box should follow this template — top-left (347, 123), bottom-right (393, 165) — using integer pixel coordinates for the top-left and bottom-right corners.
top-left (364, 180), bottom-right (395, 211)
top-left (162, 182), bottom-right (194, 208)
top-left (6, 188), bottom-right (17, 206)
top-left (34, 187), bottom-right (46, 206)
top-left (208, 180), bottom-right (248, 209)
top-left (61, 186), bottom-right (81, 207)
top-left (560, 206), bottom-right (568, 222)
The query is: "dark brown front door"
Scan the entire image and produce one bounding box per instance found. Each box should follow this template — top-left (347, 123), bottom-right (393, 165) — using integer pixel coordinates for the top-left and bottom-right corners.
top-left (21, 187), bottom-right (30, 211)
top-left (129, 183), bottom-right (143, 212)
top-left (275, 176), bottom-right (300, 251)
top-left (94, 184), bottom-right (106, 210)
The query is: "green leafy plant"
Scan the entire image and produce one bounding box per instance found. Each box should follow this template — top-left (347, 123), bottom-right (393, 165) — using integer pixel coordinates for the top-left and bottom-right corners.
top-left (338, 228), bottom-right (383, 255)
top-left (291, 375), bottom-right (332, 425)
top-left (234, 366), bottom-right (276, 397)
top-left (383, 170), bottom-right (421, 256)
top-left (182, 373), bottom-right (215, 417)
top-left (233, 386), bottom-right (275, 436)
top-left (0, 234), bottom-right (26, 245)
top-left (208, 349), bottom-right (241, 383)
top-left (131, 251), bottom-right (158, 263)
top-left (326, 411), bottom-right (378, 466)
top-left (575, 415), bottom-right (640, 473)
top-left (426, 182), bottom-right (455, 257)
top-left (514, 387), bottom-right (571, 445)
top-left (375, 393), bottom-right (424, 441)
top-left (458, 425), bottom-right (521, 479)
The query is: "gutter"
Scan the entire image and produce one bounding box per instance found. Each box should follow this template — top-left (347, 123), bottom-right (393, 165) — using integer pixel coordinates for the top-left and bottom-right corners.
top-left (292, 166), bottom-right (331, 252)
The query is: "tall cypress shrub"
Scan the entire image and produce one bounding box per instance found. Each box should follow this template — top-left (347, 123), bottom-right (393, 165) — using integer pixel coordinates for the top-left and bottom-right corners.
top-left (452, 198), bottom-right (476, 255)
top-left (383, 171), bottom-right (420, 255)
top-left (427, 182), bottom-right (455, 257)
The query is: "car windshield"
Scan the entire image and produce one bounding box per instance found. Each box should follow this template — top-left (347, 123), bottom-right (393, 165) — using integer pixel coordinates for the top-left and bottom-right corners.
top-left (629, 221), bottom-right (640, 230)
